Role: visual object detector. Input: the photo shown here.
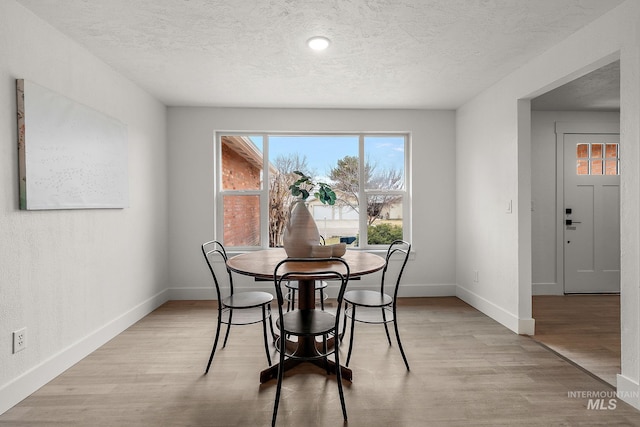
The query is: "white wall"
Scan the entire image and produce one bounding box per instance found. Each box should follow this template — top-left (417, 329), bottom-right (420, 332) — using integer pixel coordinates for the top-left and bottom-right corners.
top-left (456, 0), bottom-right (640, 408)
top-left (456, 88), bottom-right (528, 333)
top-left (167, 108), bottom-right (456, 298)
top-left (0, 1), bottom-right (169, 414)
top-left (531, 111), bottom-right (620, 295)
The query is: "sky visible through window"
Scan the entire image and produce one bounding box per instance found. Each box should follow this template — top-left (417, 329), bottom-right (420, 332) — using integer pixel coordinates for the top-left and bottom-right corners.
top-left (249, 135), bottom-right (405, 181)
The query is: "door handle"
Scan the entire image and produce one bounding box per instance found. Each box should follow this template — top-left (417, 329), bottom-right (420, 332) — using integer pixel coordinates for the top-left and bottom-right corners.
top-left (566, 219), bottom-right (582, 226)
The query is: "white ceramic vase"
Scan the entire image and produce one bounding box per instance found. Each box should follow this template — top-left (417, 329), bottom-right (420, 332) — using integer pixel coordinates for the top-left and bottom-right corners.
top-left (283, 200), bottom-right (321, 257)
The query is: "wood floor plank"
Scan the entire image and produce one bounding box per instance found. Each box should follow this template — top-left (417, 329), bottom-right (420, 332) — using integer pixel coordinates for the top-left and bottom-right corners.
top-left (533, 295), bottom-right (620, 386)
top-left (1, 297), bottom-right (638, 426)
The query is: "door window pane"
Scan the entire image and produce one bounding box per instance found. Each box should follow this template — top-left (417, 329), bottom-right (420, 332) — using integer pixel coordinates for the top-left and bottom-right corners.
top-left (605, 160), bottom-right (619, 176)
top-left (577, 160), bottom-right (589, 175)
top-left (591, 160), bottom-right (603, 175)
top-left (576, 144), bottom-right (589, 159)
top-left (605, 143), bottom-right (620, 176)
top-left (591, 143), bottom-right (603, 159)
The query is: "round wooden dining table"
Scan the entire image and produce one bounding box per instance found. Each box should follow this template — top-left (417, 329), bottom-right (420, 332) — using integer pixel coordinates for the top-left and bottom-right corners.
top-left (226, 248), bottom-right (386, 383)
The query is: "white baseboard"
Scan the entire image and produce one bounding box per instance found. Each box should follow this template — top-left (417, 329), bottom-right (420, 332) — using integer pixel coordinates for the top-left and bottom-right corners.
top-left (617, 374), bottom-right (640, 410)
top-left (168, 283), bottom-right (457, 300)
top-left (168, 286), bottom-right (218, 300)
top-left (456, 285), bottom-right (535, 335)
top-left (0, 290), bottom-right (169, 416)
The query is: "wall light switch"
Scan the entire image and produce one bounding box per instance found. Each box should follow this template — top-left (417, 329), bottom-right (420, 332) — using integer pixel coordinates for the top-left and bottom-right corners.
top-left (506, 199), bottom-right (512, 214)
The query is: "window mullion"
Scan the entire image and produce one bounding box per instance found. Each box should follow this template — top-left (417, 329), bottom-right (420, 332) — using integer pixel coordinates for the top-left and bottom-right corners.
top-left (261, 134), bottom-right (270, 248)
top-left (214, 133), bottom-right (221, 241)
top-left (404, 134), bottom-right (410, 242)
top-left (358, 134), bottom-right (367, 247)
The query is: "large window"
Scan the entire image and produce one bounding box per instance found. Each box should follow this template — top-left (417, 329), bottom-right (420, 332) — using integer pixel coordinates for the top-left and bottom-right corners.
top-left (216, 133), bottom-right (409, 249)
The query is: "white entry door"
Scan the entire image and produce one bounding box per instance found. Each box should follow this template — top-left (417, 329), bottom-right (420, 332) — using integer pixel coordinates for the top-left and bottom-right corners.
top-left (563, 133), bottom-right (620, 293)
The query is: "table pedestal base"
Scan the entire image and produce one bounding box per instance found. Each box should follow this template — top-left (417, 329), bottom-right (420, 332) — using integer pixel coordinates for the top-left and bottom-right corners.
top-left (257, 276), bottom-right (356, 384)
top-left (259, 335), bottom-right (352, 384)
top-left (260, 358), bottom-right (352, 383)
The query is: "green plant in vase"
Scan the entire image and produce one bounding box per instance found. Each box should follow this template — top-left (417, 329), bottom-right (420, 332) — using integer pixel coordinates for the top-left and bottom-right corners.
top-left (289, 171), bottom-right (336, 205)
top-left (284, 171), bottom-right (345, 257)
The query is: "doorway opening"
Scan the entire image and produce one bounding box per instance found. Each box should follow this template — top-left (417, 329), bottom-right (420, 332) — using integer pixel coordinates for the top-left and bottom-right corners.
top-left (529, 59), bottom-right (620, 385)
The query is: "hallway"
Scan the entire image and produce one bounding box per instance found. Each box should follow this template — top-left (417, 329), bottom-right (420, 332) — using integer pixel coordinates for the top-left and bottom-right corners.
top-left (532, 295), bottom-right (620, 386)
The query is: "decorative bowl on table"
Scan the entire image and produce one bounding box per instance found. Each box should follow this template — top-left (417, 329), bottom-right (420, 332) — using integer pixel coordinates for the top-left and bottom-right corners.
top-left (309, 243), bottom-right (347, 258)
top-left (330, 243), bottom-right (347, 257)
top-left (310, 245), bottom-right (333, 258)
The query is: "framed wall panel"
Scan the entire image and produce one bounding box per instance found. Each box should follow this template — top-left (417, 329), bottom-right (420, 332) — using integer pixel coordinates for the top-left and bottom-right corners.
top-left (17, 79), bottom-right (128, 210)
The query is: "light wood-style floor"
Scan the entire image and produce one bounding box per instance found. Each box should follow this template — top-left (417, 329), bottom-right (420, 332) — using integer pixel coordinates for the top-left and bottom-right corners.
top-left (532, 294), bottom-right (621, 387)
top-left (2, 297), bottom-right (638, 426)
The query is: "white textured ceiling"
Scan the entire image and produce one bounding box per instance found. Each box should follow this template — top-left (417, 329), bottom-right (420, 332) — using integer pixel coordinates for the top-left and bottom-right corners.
top-left (15, 0), bottom-right (624, 109)
top-left (532, 60), bottom-right (620, 111)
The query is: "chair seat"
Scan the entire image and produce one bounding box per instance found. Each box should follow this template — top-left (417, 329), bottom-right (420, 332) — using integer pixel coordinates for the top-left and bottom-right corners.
top-left (284, 280), bottom-right (328, 290)
top-left (344, 290), bottom-right (392, 307)
top-left (218, 306), bottom-right (271, 326)
top-left (223, 291), bottom-right (273, 309)
top-left (277, 309), bottom-right (336, 336)
top-left (344, 305), bottom-right (394, 324)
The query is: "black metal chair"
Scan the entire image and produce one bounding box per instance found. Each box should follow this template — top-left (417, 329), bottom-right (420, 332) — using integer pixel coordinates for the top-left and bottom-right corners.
top-left (342, 240), bottom-right (411, 370)
top-left (284, 279), bottom-right (328, 311)
top-left (201, 240), bottom-right (275, 374)
top-left (272, 257), bottom-right (350, 426)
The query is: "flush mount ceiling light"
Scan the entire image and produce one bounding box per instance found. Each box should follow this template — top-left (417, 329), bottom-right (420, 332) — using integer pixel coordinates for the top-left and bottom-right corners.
top-left (307, 36), bottom-right (330, 51)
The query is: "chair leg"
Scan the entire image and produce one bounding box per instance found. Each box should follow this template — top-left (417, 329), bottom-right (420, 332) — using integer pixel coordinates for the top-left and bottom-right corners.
top-left (340, 303), bottom-right (349, 342)
top-left (319, 288), bottom-right (325, 310)
top-left (261, 305), bottom-right (272, 366)
top-left (393, 307), bottom-right (410, 371)
top-left (346, 305), bottom-right (356, 367)
top-left (205, 313), bottom-right (223, 374)
top-left (272, 329), bottom-right (286, 426)
top-left (267, 306), bottom-right (276, 342)
top-left (291, 289), bottom-right (296, 311)
top-left (334, 327), bottom-right (348, 421)
top-left (322, 334), bottom-right (330, 375)
top-left (381, 308), bottom-right (392, 346)
top-left (222, 310), bottom-right (233, 347)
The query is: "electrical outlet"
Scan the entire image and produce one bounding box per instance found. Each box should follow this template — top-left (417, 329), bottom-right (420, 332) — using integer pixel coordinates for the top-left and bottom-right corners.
top-left (473, 270), bottom-right (479, 283)
top-left (13, 328), bottom-right (26, 354)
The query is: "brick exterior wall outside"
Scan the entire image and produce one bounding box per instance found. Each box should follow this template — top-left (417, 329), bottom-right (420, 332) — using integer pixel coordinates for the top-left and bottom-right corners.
top-left (221, 142), bottom-right (261, 246)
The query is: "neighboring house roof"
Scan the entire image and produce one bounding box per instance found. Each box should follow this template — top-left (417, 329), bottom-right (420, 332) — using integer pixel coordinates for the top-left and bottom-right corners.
top-left (221, 136), bottom-right (277, 174)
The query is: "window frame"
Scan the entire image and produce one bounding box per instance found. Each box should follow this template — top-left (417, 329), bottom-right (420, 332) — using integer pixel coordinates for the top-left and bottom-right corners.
top-left (215, 131), bottom-right (411, 250)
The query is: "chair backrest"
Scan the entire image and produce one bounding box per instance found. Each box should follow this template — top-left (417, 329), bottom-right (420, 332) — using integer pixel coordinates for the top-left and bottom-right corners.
top-left (274, 257), bottom-right (350, 319)
top-left (380, 240), bottom-right (411, 301)
top-left (201, 240), bottom-right (234, 301)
